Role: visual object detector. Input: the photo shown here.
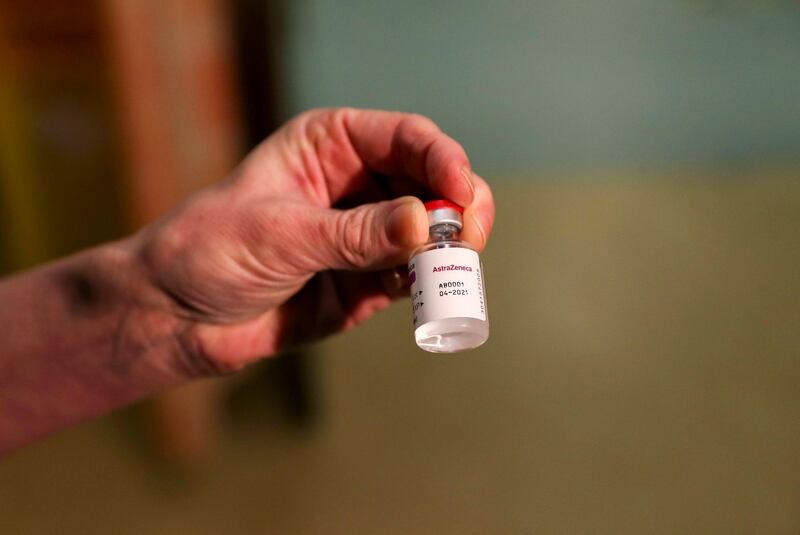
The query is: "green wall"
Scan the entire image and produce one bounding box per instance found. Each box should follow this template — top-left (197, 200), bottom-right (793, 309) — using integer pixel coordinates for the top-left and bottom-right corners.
top-left (285, 0), bottom-right (800, 175)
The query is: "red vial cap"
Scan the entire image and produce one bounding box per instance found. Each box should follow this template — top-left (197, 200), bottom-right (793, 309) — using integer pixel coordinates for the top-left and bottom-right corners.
top-left (424, 199), bottom-right (464, 213)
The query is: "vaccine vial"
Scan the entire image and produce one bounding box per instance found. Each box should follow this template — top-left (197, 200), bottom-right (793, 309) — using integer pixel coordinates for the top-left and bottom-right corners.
top-left (408, 200), bottom-right (489, 353)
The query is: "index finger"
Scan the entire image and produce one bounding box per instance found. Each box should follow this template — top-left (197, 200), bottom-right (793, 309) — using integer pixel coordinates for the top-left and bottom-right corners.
top-left (322, 108), bottom-right (476, 207)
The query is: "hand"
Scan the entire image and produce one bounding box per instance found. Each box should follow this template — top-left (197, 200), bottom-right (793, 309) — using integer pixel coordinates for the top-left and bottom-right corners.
top-left (133, 108), bottom-right (495, 374)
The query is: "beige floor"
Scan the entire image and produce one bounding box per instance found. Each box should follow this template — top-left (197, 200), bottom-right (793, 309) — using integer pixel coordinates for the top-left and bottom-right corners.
top-left (2, 169), bottom-right (800, 534)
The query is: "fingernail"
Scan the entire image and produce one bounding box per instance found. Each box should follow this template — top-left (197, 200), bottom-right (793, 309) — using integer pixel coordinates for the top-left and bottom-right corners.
top-left (460, 166), bottom-right (476, 205)
top-left (380, 267), bottom-right (410, 297)
top-left (471, 212), bottom-right (487, 249)
top-left (386, 197), bottom-right (427, 247)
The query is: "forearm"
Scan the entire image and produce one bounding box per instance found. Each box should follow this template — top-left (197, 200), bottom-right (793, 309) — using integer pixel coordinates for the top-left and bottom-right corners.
top-left (0, 236), bottom-right (193, 453)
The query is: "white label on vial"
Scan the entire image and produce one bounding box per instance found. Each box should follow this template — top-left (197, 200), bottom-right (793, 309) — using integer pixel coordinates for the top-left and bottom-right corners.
top-left (408, 247), bottom-right (486, 328)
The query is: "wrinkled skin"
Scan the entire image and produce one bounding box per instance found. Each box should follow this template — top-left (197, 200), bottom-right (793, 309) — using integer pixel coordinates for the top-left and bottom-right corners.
top-left (135, 108), bottom-right (495, 372)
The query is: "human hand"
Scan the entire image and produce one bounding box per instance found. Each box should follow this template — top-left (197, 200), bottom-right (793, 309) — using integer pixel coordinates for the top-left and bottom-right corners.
top-left (133, 108), bottom-right (495, 374)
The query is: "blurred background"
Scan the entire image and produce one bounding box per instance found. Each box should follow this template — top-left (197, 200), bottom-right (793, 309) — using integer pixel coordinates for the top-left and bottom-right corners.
top-left (1, 0), bottom-right (799, 533)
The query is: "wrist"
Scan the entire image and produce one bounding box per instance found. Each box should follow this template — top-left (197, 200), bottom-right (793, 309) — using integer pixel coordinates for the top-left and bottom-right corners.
top-left (116, 231), bottom-right (239, 378)
top-left (87, 235), bottom-right (204, 382)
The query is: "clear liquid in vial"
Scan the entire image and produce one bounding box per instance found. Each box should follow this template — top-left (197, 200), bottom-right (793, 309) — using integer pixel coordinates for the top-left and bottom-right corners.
top-left (409, 200), bottom-right (489, 353)
top-left (414, 316), bottom-right (489, 353)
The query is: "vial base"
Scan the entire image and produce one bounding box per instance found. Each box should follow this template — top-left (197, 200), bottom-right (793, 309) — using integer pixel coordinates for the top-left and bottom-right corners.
top-left (414, 317), bottom-right (489, 353)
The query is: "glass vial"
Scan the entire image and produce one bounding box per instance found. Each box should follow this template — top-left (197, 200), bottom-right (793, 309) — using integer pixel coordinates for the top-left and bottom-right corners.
top-left (408, 200), bottom-right (489, 353)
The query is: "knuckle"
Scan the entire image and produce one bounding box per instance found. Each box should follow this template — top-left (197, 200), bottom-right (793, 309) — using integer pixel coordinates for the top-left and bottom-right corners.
top-left (402, 113), bottom-right (439, 136)
top-left (397, 114), bottom-right (441, 160)
top-left (295, 107), bottom-right (354, 128)
top-left (335, 207), bottom-right (373, 267)
top-left (286, 108), bottom-right (331, 141)
top-left (330, 106), bottom-right (356, 126)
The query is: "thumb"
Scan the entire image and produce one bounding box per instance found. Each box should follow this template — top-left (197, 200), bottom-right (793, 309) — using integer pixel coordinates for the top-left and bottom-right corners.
top-left (303, 196), bottom-right (428, 271)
